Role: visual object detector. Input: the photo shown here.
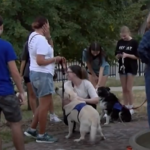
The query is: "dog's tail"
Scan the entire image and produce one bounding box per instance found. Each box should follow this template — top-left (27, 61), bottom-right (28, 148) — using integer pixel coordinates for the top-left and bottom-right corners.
top-left (90, 119), bottom-right (99, 142)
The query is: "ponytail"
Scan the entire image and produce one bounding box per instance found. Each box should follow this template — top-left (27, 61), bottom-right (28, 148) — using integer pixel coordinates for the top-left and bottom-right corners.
top-left (81, 67), bottom-right (88, 80)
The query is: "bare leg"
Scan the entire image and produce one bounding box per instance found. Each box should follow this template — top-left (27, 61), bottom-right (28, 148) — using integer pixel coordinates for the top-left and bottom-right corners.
top-left (88, 74), bottom-right (97, 88)
top-left (26, 82), bottom-right (37, 115)
top-left (126, 75), bottom-right (135, 106)
top-left (38, 94), bottom-right (51, 134)
top-left (119, 75), bottom-right (128, 106)
top-left (49, 98), bottom-right (54, 113)
top-left (10, 122), bottom-right (25, 150)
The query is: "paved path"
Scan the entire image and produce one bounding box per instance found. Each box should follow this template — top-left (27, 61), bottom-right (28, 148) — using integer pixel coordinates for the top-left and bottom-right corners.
top-left (6, 115), bottom-right (148, 150)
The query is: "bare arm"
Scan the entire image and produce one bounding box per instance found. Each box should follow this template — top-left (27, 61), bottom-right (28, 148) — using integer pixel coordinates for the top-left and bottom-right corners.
top-left (97, 67), bottom-right (104, 86)
top-left (20, 60), bottom-right (26, 76)
top-left (125, 53), bottom-right (138, 60)
top-left (36, 55), bottom-right (56, 66)
top-left (86, 62), bottom-right (96, 76)
top-left (8, 61), bottom-right (24, 93)
top-left (78, 97), bottom-right (99, 104)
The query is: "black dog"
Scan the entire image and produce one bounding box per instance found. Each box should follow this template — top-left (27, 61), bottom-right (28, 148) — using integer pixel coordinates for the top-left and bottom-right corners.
top-left (97, 87), bottom-right (131, 125)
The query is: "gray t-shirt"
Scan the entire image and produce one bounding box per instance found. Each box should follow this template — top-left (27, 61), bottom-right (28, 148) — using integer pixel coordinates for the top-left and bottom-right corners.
top-left (64, 80), bottom-right (98, 99)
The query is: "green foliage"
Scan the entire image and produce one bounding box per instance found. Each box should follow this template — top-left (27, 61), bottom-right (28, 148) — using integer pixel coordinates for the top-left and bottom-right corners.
top-left (0, 0), bottom-right (148, 62)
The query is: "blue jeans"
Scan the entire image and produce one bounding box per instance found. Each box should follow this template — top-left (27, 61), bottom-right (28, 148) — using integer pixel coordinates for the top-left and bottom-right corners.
top-left (144, 65), bottom-right (150, 127)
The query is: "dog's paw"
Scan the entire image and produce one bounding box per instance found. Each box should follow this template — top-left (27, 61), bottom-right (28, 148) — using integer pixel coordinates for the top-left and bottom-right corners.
top-left (65, 134), bottom-right (71, 139)
top-left (74, 139), bottom-right (81, 142)
top-left (104, 122), bottom-right (109, 125)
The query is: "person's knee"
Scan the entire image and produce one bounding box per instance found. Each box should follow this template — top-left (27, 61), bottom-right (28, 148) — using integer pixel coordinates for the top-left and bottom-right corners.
top-left (122, 86), bottom-right (127, 93)
top-left (9, 122), bottom-right (22, 129)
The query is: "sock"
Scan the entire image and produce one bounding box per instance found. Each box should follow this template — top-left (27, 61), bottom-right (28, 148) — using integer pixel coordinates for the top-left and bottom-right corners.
top-left (38, 134), bottom-right (44, 137)
top-left (30, 128), bottom-right (36, 132)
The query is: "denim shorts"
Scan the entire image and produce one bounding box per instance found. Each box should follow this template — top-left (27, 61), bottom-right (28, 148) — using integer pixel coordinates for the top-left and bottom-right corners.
top-left (88, 65), bottom-right (110, 77)
top-left (0, 95), bottom-right (22, 122)
top-left (103, 65), bottom-right (110, 76)
top-left (30, 71), bottom-right (54, 98)
top-left (119, 73), bottom-right (135, 76)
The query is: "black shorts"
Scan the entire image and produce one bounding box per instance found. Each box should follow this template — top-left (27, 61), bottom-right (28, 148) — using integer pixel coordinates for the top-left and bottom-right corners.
top-left (24, 77), bottom-right (30, 84)
top-left (0, 95), bottom-right (22, 122)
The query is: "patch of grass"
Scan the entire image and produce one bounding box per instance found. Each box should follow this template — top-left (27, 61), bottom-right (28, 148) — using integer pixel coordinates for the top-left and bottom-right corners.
top-left (106, 76), bottom-right (145, 87)
top-left (54, 76), bottom-right (145, 88)
top-left (0, 90), bottom-right (146, 146)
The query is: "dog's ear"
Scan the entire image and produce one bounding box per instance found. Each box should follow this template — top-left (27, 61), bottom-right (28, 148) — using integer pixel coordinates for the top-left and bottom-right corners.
top-left (106, 87), bottom-right (110, 91)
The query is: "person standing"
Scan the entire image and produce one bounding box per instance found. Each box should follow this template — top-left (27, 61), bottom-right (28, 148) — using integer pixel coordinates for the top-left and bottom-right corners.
top-left (115, 26), bottom-right (139, 114)
top-left (20, 35), bottom-right (62, 122)
top-left (24, 16), bottom-right (66, 143)
top-left (0, 16), bottom-right (25, 150)
top-left (138, 13), bottom-right (150, 127)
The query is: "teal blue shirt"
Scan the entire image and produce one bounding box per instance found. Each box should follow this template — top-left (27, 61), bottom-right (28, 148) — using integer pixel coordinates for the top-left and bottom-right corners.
top-left (82, 50), bottom-right (110, 75)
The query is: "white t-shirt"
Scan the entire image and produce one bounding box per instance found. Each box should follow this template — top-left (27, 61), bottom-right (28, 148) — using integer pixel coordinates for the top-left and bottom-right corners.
top-left (28, 32), bottom-right (55, 75)
top-left (64, 80), bottom-right (98, 99)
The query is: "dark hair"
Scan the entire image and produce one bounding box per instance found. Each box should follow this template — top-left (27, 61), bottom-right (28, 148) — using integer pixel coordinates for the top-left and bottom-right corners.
top-left (32, 16), bottom-right (48, 30)
top-left (69, 65), bottom-right (88, 80)
top-left (0, 16), bottom-right (3, 26)
top-left (87, 42), bottom-right (104, 65)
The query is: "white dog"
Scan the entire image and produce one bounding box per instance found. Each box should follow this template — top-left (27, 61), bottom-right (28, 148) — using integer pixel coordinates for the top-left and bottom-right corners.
top-left (55, 86), bottom-right (105, 142)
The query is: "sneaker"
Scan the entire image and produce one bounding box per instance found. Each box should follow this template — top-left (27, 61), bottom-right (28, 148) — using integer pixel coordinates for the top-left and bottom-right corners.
top-left (36, 133), bottom-right (58, 143)
top-left (50, 114), bottom-right (62, 123)
top-left (24, 128), bottom-right (38, 139)
top-left (130, 109), bottom-right (134, 115)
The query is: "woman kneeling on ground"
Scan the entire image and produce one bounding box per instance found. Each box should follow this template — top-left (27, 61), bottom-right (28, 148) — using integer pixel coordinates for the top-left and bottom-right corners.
top-left (63, 65), bottom-right (99, 126)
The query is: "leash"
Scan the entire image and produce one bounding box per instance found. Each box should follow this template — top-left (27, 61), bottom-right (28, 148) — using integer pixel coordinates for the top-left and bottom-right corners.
top-left (132, 99), bottom-right (147, 110)
top-left (120, 58), bottom-right (125, 74)
top-left (59, 58), bottom-right (67, 107)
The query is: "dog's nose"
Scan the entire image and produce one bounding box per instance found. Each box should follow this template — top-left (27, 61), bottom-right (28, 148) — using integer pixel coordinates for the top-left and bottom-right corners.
top-left (55, 87), bottom-right (59, 92)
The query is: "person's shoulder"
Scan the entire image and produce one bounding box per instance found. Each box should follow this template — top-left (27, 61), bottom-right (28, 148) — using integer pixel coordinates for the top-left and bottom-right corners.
top-left (82, 79), bottom-right (92, 86)
top-left (0, 39), bottom-right (13, 47)
top-left (29, 32), bottom-right (45, 41)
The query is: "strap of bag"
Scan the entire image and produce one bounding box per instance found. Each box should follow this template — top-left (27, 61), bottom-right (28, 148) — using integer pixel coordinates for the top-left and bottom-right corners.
top-left (26, 34), bottom-right (39, 63)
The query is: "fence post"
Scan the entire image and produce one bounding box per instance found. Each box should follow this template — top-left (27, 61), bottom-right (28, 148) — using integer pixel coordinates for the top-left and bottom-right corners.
top-left (115, 62), bottom-right (119, 80)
